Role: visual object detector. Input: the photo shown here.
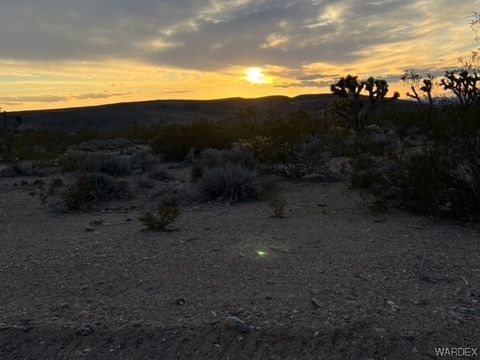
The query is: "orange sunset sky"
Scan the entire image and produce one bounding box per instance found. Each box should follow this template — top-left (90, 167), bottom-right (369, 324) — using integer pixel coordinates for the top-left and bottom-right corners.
top-left (0, 0), bottom-right (479, 111)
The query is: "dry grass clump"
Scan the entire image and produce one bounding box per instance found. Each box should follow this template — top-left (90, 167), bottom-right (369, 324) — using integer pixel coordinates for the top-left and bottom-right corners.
top-left (139, 206), bottom-right (181, 231)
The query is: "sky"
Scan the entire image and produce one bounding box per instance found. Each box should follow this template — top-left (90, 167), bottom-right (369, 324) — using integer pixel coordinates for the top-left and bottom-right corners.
top-left (0, 0), bottom-right (479, 111)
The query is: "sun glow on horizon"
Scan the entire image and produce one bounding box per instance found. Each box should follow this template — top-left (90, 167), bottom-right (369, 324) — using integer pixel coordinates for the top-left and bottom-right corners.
top-left (246, 67), bottom-right (268, 84)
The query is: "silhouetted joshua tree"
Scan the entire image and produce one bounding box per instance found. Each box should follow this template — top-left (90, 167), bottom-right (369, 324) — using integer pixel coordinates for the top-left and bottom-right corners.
top-left (401, 70), bottom-right (435, 127)
top-left (330, 75), bottom-right (399, 130)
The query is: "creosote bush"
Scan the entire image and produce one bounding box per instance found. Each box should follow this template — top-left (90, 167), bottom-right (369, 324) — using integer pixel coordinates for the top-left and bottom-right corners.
top-left (139, 206), bottom-right (181, 231)
top-left (63, 173), bottom-right (130, 210)
top-left (192, 146), bottom-right (262, 202)
top-left (277, 138), bottom-right (330, 179)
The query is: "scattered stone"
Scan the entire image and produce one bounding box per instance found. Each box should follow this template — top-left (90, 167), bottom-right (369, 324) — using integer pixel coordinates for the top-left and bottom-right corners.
top-left (311, 298), bottom-right (323, 308)
top-left (85, 227), bottom-right (95, 232)
top-left (89, 219), bottom-right (104, 226)
top-left (33, 179), bottom-right (45, 186)
top-left (317, 203), bottom-right (327, 207)
top-left (76, 326), bottom-right (94, 336)
top-left (225, 316), bottom-right (249, 333)
top-left (175, 298), bottom-right (186, 306)
top-left (21, 181), bottom-right (28, 186)
top-left (374, 218), bottom-right (386, 223)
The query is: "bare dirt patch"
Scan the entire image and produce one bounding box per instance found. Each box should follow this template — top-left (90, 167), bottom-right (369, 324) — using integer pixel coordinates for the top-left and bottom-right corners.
top-left (1, 172), bottom-right (479, 359)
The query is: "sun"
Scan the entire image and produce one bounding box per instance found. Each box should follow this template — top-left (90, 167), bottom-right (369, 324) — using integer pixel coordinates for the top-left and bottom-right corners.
top-left (246, 67), bottom-right (267, 84)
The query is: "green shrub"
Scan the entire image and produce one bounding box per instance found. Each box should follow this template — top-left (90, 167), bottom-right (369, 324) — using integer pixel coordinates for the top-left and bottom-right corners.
top-left (63, 173), bottom-right (130, 210)
top-left (139, 206), bottom-right (181, 231)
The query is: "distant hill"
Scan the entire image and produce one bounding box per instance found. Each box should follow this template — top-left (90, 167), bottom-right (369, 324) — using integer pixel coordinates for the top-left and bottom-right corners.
top-left (13, 94), bottom-right (337, 131)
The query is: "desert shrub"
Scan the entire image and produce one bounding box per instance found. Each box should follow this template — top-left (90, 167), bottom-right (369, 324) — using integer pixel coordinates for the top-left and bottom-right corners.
top-left (277, 138), bottom-right (330, 179)
top-left (59, 152), bottom-right (132, 176)
top-left (129, 150), bottom-right (160, 172)
top-left (269, 196), bottom-right (287, 218)
top-left (353, 135), bottom-right (480, 221)
top-left (150, 121), bottom-right (228, 161)
top-left (63, 173), bottom-right (130, 210)
top-left (150, 109), bottom-right (324, 161)
top-left (72, 139), bottom-right (134, 152)
top-left (235, 136), bottom-right (286, 163)
top-left (139, 206), bottom-right (181, 231)
top-left (0, 111), bottom-right (22, 163)
top-left (197, 163), bottom-right (261, 202)
top-left (148, 169), bottom-right (175, 182)
top-left (138, 174), bottom-right (155, 189)
top-left (191, 146), bottom-right (257, 181)
top-left (89, 154), bottom-right (131, 176)
top-left (349, 155), bottom-right (388, 189)
top-left (38, 178), bottom-right (65, 204)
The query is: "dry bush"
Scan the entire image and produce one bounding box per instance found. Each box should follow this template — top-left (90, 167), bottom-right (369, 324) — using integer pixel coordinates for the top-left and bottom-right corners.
top-left (269, 196), bottom-right (287, 218)
top-left (139, 206), bottom-right (181, 231)
top-left (63, 173), bottom-right (130, 210)
top-left (197, 163), bottom-right (261, 202)
top-left (278, 138), bottom-right (330, 179)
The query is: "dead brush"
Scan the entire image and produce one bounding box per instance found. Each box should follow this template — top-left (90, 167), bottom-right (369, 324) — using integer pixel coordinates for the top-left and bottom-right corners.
top-left (139, 206), bottom-right (181, 231)
top-left (269, 196), bottom-right (287, 218)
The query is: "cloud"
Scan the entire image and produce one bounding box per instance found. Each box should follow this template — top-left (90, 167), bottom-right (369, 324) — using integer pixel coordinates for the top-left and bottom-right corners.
top-left (0, 0), bottom-right (478, 72)
top-left (75, 92), bottom-right (130, 100)
top-left (0, 95), bottom-right (68, 103)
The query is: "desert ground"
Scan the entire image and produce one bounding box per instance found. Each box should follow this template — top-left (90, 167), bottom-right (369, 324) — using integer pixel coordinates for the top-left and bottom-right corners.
top-left (1, 158), bottom-right (479, 360)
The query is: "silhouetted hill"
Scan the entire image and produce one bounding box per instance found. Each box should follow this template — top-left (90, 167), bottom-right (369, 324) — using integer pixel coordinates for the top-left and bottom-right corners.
top-left (14, 94), bottom-right (410, 131)
top-left (14, 95), bottom-right (337, 131)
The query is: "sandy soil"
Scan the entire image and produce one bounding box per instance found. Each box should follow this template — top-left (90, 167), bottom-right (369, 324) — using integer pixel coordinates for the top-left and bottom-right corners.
top-left (1, 168), bottom-right (479, 359)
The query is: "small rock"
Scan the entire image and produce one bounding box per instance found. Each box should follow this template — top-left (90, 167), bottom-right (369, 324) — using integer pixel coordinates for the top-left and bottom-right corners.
top-left (33, 179), bottom-right (45, 186)
top-left (21, 181), bottom-right (28, 186)
top-left (175, 298), bottom-right (186, 306)
top-left (76, 326), bottom-right (94, 336)
top-left (225, 316), bottom-right (249, 333)
top-left (89, 219), bottom-right (103, 226)
top-left (85, 227), bottom-right (95, 232)
top-left (311, 298), bottom-right (323, 308)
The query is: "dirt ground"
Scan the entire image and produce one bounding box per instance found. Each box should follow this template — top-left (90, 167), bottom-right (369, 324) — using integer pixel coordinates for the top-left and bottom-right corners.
top-left (1, 166), bottom-right (479, 359)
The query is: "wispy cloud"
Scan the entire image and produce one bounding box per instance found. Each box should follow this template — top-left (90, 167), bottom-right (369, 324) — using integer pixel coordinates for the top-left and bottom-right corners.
top-left (0, 0), bottom-right (479, 110)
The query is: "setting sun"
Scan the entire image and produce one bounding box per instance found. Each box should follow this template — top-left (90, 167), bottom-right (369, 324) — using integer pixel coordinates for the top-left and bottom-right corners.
top-left (246, 67), bottom-right (267, 84)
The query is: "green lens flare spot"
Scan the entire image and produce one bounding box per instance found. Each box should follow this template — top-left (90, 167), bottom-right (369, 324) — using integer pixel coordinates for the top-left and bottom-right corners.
top-left (257, 250), bottom-right (267, 257)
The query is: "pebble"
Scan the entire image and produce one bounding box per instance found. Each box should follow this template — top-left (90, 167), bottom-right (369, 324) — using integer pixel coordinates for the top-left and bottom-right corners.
top-left (311, 298), bottom-right (323, 308)
top-left (175, 298), bottom-right (186, 306)
top-left (225, 316), bottom-right (249, 333)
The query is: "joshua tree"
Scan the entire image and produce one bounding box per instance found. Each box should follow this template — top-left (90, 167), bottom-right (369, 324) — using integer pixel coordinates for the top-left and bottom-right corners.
top-left (401, 70), bottom-right (436, 127)
top-left (440, 69), bottom-right (480, 109)
top-left (330, 75), bottom-right (399, 130)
